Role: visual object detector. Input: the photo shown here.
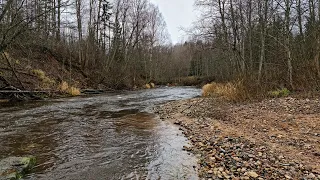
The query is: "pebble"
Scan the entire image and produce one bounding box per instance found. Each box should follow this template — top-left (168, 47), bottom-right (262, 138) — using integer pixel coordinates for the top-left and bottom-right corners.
top-left (285, 174), bottom-right (292, 179)
top-left (245, 171), bottom-right (259, 178)
top-left (307, 173), bottom-right (316, 179)
top-left (155, 97), bottom-right (320, 179)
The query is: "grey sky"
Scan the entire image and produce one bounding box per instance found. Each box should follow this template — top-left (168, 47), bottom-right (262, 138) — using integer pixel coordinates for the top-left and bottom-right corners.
top-left (150, 0), bottom-right (196, 44)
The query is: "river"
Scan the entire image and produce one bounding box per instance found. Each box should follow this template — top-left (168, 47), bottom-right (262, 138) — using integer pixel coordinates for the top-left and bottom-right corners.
top-left (0, 87), bottom-right (200, 180)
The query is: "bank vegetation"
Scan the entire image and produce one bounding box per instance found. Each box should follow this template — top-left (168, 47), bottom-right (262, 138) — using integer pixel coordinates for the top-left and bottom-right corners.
top-left (1, 0), bottom-right (320, 99)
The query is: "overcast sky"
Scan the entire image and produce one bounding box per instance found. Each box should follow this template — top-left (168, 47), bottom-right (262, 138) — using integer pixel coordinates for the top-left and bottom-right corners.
top-left (149, 0), bottom-right (197, 44)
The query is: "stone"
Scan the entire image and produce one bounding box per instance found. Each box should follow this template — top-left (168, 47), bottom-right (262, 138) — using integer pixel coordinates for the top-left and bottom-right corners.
top-left (285, 175), bottom-right (292, 179)
top-left (245, 171), bottom-right (259, 178)
top-left (306, 173), bottom-right (316, 179)
top-left (0, 156), bottom-right (36, 180)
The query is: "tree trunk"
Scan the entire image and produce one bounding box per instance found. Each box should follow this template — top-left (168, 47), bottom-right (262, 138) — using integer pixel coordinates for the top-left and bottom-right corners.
top-left (258, 0), bottom-right (268, 84)
top-left (285, 0), bottom-right (293, 89)
top-left (76, 0), bottom-right (83, 66)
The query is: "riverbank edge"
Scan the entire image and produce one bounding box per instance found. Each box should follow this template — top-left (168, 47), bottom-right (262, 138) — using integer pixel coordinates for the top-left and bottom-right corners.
top-left (0, 89), bottom-right (105, 103)
top-left (155, 97), bottom-right (320, 179)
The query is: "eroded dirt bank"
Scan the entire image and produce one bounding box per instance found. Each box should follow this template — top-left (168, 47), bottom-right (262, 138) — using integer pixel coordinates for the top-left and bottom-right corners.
top-left (155, 97), bottom-right (320, 179)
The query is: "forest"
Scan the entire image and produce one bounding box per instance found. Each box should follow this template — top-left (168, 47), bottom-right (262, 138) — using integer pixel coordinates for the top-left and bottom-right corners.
top-left (1, 1), bottom-right (320, 179)
top-left (0, 0), bottom-right (320, 95)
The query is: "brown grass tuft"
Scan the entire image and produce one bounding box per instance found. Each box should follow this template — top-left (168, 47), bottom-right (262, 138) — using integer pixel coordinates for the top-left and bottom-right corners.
top-left (150, 83), bottom-right (155, 88)
top-left (68, 87), bottom-right (81, 96)
top-left (32, 69), bottom-right (46, 80)
top-left (31, 69), bottom-right (55, 88)
top-left (145, 84), bottom-right (151, 89)
top-left (202, 81), bottom-right (249, 101)
top-left (202, 83), bottom-right (217, 97)
top-left (58, 81), bottom-right (69, 92)
top-left (58, 81), bottom-right (80, 96)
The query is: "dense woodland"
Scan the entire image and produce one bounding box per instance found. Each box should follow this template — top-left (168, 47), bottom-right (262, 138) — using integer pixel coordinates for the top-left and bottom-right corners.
top-left (0, 0), bottom-right (320, 93)
top-left (189, 0), bottom-right (320, 92)
top-left (0, 0), bottom-right (173, 90)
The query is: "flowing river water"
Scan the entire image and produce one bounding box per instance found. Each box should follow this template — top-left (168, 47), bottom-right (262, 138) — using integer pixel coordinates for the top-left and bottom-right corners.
top-left (0, 87), bottom-right (200, 180)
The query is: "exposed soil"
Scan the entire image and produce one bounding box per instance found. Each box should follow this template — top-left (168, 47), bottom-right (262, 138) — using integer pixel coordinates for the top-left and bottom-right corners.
top-left (155, 97), bottom-right (320, 179)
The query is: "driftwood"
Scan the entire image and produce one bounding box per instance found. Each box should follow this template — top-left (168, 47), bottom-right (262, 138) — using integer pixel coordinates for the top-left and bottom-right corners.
top-left (81, 89), bottom-right (106, 94)
top-left (0, 87), bottom-right (49, 102)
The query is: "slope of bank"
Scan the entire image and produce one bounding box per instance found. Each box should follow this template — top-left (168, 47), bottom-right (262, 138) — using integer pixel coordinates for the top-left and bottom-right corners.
top-left (0, 46), bottom-right (88, 92)
top-left (155, 97), bottom-right (320, 179)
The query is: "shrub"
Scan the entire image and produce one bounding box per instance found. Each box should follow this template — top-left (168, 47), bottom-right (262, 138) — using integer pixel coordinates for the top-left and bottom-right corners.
top-left (42, 77), bottom-right (55, 86)
top-left (180, 76), bottom-right (199, 86)
top-left (31, 69), bottom-right (55, 88)
top-left (31, 69), bottom-right (46, 80)
top-left (268, 88), bottom-right (290, 98)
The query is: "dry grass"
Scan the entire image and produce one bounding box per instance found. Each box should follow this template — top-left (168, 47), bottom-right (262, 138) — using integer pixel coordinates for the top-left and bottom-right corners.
top-left (68, 87), bottom-right (81, 96)
top-left (150, 83), bottom-right (155, 88)
top-left (58, 81), bottom-right (69, 92)
top-left (202, 81), bottom-right (249, 101)
top-left (31, 69), bottom-right (55, 89)
top-left (145, 84), bottom-right (151, 89)
top-left (58, 81), bottom-right (81, 96)
top-left (202, 83), bottom-right (216, 97)
top-left (32, 69), bottom-right (46, 80)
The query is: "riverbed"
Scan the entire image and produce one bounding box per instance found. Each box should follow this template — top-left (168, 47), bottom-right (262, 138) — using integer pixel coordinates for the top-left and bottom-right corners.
top-left (0, 87), bottom-right (201, 180)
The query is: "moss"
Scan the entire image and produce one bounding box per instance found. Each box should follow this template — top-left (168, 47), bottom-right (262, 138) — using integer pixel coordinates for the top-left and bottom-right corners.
top-left (21, 157), bottom-right (36, 171)
top-left (0, 156), bottom-right (36, 180)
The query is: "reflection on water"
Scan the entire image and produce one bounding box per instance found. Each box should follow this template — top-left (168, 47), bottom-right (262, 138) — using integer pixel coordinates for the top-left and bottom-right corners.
top-left (0, 87), bottom-right (200, 179)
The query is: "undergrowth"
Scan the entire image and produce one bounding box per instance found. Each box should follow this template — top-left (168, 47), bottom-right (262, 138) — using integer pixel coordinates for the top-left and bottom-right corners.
top-left (31, 69), bottom-right (55, 89)
top-left (58, 81), bottom-right (81, 96)
top-left (202, 81), bottom-right (249, 101)
top-left (268, 88), bottom-right (290, 98)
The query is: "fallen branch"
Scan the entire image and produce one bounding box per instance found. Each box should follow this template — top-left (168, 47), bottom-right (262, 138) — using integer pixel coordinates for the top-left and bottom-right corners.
top-left (2, 52), bottom-right (25, 89)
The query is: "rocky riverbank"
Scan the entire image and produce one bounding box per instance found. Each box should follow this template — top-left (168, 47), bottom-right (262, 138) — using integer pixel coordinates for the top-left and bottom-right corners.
top-left (155, 97), bottom-right (320, 179)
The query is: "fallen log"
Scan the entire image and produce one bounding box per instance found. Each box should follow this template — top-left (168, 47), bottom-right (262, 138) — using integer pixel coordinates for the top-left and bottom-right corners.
top-left (0, 91), bottom-right (48, 93)
top-left (0, 90), bottom-right (49, 102)
top-left (81, 89), bottom-right (106, 94)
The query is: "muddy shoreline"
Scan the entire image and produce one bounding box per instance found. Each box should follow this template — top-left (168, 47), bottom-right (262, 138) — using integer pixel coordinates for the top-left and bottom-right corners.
top-left (155, 97), bottom-right (320, 179)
